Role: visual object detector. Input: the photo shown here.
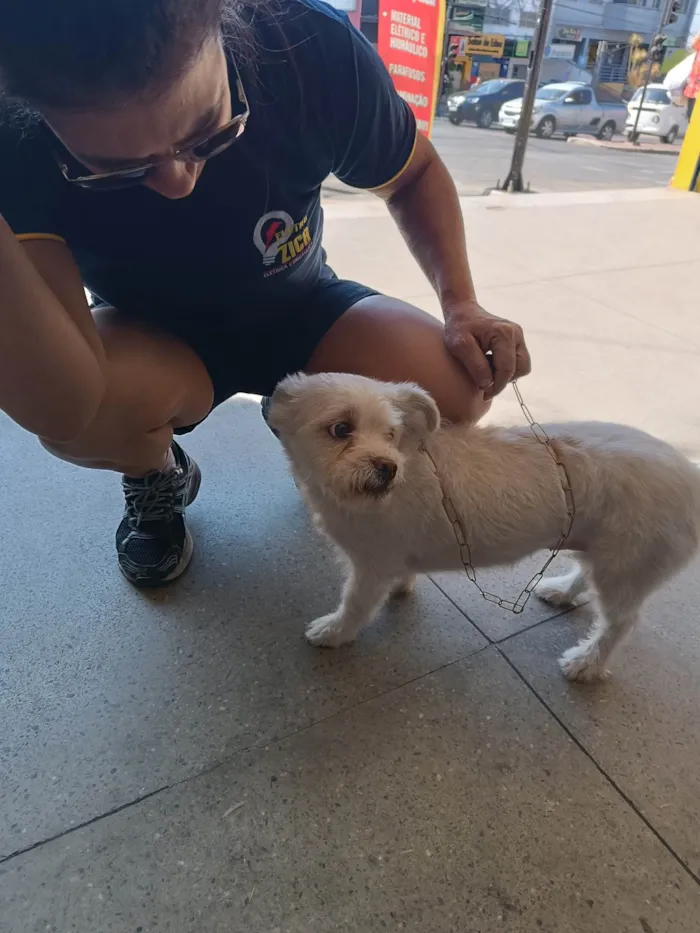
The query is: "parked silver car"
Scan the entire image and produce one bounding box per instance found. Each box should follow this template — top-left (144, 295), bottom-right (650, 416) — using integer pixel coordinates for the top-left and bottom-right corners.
top-left (499, 82), bottom-right (627, 140)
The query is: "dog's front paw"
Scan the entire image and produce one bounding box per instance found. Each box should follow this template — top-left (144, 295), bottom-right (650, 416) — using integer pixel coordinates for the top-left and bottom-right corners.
top-left (305, 613), bottom-right (356, 648)
top-left (391, 575), bottom-right (416, 599)
top-left (558, 643), bottom-right (610, 684)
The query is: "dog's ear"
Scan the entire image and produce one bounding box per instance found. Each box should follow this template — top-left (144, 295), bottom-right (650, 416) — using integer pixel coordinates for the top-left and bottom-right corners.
top-left (392, 384), bottom-right (440, 438)
top-left (266, 373), bottom-right (306, 433)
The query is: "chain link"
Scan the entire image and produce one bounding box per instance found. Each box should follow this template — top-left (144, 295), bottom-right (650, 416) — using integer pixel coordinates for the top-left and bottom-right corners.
top-left (419, 381), bottom-right (576, 614)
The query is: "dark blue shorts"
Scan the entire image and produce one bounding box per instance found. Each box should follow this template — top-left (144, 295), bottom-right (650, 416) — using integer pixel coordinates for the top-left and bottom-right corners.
top-left (163, 271), bottom-right (377, 433)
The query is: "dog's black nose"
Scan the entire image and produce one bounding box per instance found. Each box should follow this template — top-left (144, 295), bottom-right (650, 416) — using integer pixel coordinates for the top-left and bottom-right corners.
top-left (372, 459), bottom-right (397, 485)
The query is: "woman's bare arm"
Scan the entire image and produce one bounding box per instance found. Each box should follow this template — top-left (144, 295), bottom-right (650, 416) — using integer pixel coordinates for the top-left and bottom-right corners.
top-left (0, 216), bottom-right (106, 441)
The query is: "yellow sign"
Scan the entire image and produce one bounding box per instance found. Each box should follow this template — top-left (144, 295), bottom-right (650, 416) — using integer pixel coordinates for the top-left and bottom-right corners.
top-left (464, 34), bottom-right (506, 58)
top-left (671, 98), bottom-right (700, 193)
top-left (456, 54), bottom-right (472, 72)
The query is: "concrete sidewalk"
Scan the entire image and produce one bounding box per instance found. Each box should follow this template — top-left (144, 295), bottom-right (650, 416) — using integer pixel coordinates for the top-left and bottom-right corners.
top-left (567, 135), bottom-right (683, 156)
top-left (2, 187), bottom-right (700, 932)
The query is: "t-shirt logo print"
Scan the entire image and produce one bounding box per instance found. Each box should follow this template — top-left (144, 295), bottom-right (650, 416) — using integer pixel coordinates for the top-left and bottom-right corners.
top-left (253, 210), bottom-right (313, 275)
top-left (253, 211), bottom-right (294, 266)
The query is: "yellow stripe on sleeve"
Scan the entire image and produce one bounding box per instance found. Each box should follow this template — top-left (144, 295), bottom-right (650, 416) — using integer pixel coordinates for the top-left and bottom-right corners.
top-left (16, 232), bottom-right (67, 245)
top-left (366, 126), bottom-right (419, 193)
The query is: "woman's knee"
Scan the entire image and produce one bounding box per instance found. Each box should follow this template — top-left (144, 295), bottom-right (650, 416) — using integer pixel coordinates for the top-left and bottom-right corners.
top-left (93, 310), bottom-right (214, 427)
top-left (42, 314), bottom-right (214, 471)
top-left (438, 382), bottom-right (491, 425)
top-left (308, 296), bottom-right (491, 425)
top-left (40, 376), bottom-right (175, 471)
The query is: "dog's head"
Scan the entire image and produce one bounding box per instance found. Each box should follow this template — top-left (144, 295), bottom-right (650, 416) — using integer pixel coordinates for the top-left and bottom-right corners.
top-left (267, 373), bottom-right (440, 505)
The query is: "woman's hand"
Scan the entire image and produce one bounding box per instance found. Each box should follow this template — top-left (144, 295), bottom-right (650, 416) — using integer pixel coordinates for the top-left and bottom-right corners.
top-left (443, 299), bottom-right (531, 401)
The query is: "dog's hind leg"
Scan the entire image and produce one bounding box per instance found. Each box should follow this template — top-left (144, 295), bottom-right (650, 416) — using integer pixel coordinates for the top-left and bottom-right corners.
top-left (306, 563), bottom-right (392, 648)
top-left (558, 548), bottom-right (674, 683)
top-left (559, 600), bottom-right (640, 684)
top-left (535, 559), bottom-right (589, 609)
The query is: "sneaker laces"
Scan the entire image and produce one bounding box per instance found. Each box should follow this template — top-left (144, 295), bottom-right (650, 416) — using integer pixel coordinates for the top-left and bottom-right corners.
top-left (123, 468), bottom-right (185, 528)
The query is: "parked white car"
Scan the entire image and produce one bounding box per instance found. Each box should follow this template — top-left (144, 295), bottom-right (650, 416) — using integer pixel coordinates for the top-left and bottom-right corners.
top-left (625, 84), bottom-right (688, 144)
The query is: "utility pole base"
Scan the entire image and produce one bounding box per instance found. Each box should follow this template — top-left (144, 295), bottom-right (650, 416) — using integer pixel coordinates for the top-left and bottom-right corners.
top-left (499, 172), bottom-right (532, 192)
top-left (500, 171), bottom-right (525, 192)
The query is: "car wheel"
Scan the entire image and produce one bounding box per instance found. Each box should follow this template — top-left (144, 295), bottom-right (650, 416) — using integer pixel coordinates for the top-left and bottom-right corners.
top-left (662, 125), bottom-right (678, 144)
top-left (535, 116), bottom-right (556, 138)
top-left (597, 121), bottom-right (616, 141)
top-left (504, 128), bottom-right (516, 134)
top-left (477, 110), bottom-right (494, 129)
top-left (449, 114), bottom-right (464, 126)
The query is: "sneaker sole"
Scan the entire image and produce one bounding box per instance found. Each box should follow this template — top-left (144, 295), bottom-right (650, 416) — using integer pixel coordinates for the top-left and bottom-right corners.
top-left (118, 527), bottom-right (194, 588)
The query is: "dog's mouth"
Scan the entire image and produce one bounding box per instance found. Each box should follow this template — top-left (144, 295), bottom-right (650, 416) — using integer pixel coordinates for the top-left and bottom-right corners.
top-left (357, 462), bottom-right (399, 498)
top-left (360, 483), bottom-right (394, 499)
top-left (315, 458), bottom-right (401, 505)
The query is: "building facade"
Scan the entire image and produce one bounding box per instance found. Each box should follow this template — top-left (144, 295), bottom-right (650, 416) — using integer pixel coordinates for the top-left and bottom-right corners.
top-left (549, 0), bottom-right (699, 81)
top-left (436, 0), bottom-right (699, 87)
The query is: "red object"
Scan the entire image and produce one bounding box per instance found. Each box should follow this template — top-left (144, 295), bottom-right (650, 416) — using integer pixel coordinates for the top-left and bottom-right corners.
top-left (377, 0), bottom-right (446, 138)
top-left (683, 37), bottom-right (700, 102)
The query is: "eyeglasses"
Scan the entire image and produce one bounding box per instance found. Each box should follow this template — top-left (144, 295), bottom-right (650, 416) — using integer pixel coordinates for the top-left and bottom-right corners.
top-left (53, 65), bottom-right (249, 191)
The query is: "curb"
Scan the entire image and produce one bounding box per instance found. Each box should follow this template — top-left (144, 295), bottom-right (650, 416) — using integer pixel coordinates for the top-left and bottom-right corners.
top-left (566, 136), bottom-right (680, 157)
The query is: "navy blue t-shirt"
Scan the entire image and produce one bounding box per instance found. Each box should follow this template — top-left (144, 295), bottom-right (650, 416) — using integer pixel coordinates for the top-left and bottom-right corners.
top-left (0, 0), bottom-right (416, 320)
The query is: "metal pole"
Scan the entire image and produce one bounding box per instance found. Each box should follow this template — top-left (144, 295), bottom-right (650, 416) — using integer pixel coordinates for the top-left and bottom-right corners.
top-left (440, 0), bottom-right (456, 99)
top-left (631, 1), bottom-right (672, 144)
top-left (592, 39), bottom-right (608, 85)
top-left (501, 0), bottom-right (555, 192)
top-left (629, 51), bottom-right (654, 145)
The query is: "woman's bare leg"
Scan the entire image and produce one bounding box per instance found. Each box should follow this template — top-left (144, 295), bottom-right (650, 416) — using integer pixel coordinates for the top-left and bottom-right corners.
top-left (41, 307), bottom-right (215, 586)
top-left (43, 307), bottom-right (214, 476)
top-left (306, 295), bottom-right (490, 424)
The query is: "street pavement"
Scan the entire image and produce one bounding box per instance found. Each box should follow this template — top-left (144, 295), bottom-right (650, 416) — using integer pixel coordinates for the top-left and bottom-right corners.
top-left (432, 118), bottom-right (680, 195)
top-left (2, 186), bottom-right (700, 931)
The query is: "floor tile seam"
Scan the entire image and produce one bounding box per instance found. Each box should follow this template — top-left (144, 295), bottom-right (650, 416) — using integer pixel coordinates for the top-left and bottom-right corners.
top-left (497, 646), bottom-right (700, 889)
top-left (427, 574), bottom-right (575, 644)
top-left (0, 642), bottom-right (492, 867)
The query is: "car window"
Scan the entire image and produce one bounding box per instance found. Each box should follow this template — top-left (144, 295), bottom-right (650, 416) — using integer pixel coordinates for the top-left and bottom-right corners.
top-left (536, 87), bottom-right (567, 100)
top-left (631, 87), bottom-right (670, 105)
top-left (578, 89), bottom-right (593, 104)
top-left (471, 79), bottom-right (509, 95)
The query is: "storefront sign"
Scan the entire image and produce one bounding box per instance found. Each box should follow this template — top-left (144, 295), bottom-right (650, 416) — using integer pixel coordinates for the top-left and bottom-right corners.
top-left (557, 27), bottom-right (581, 42)
top-left (463, 33), bottom-right (506, 57)
top-left (547, 42), bottom-right (576, 61)
top-left (449, 35), bottom-right (462, 55)
top-left (514, 39), bottom-right (530, 58)
top-left (378, 0), bottom-right (446, 138)
top-left (452, 5), bottom-right (485, 32)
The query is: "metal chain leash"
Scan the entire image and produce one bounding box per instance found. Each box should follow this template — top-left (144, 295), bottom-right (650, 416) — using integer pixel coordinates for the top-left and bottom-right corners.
top-left (419, 381), bottom-right (576, 614)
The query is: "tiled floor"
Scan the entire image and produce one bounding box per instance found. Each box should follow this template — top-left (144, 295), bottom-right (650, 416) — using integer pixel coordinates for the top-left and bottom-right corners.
top-left (1, 190), bottom-right (699, 931)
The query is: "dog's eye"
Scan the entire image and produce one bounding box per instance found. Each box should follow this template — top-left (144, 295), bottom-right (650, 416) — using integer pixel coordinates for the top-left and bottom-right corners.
top-left (387, 429), bottom-right (396, 441)
top-left (329, 421), bottom-right (353, 440)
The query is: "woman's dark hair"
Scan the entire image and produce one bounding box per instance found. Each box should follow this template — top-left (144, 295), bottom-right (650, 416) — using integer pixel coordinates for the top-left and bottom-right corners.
top-left (0, 0), bottom-right (248, 111)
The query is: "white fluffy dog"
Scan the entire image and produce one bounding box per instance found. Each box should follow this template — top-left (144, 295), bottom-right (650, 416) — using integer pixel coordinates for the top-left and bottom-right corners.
top-left (267, 373), bottom-right (700, 682)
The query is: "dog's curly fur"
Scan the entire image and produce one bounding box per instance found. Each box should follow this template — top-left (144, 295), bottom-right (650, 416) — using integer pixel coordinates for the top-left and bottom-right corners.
top-left (268, 373), bottom-right (700, 682)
